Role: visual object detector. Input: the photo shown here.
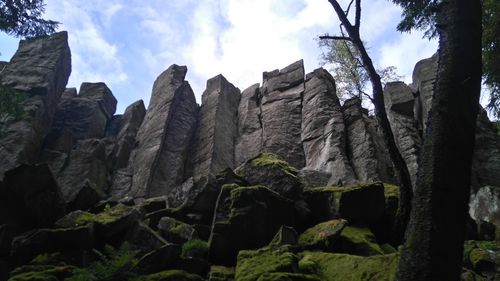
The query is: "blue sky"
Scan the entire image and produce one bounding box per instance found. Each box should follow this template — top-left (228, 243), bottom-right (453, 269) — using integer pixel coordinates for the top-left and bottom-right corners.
top-left (0, 0), bottom-right (439, 113)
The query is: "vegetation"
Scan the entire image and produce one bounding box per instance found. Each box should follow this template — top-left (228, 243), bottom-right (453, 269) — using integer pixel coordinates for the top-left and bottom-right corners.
top-left (0, 0), bottom-right (58, 38)
top-left (138, 270), bottom-right (204, 281)
top-left (248, 153), bottom-right (298, 176)
top-left (181, 239), bottom-right (208, 259)
top-left (235, 247), bottom-right (298, 281)
top-left (74, 204), bottom-right (132, 226)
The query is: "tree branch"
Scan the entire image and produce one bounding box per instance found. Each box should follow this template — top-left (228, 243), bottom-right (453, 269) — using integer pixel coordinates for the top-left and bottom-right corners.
top-left (319, 35), bottom-right (352, 41)
top-left (354, 0), bottom-right (361, 33)
top-left (328, 0), bottom-right (354, 31)
top-left (345, 0), bottom-right (355, 16)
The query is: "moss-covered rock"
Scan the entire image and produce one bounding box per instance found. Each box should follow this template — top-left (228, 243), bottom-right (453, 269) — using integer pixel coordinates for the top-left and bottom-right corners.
top-left (256, 272), bottom-right (321, 281)
top-left (235, 153), bottom-right (303, 200)
top-left (463, 240), bottom-right (498, 275)
top-left (235, 247), bottom-right (298, 281)
top-left (209, 184), bottom-right (296, 265)
top-left (139, 269), bottom-right (204, 281)
top-left (208, 265), bottom-right (235, 281)
top-left (8, 265), bottom-right (77, 281)
top-left (334, 226), bottom-right (384, 256)
top-left (298, 251), bottom-right (399, 281)
top-left (135, 244), bottom-right (180, 275)
top-left (298, 220), bottom-right (346, 251)
top-left (158, 217), bottom-right (197, 244)
top-left (303, 182), bottom-right (385, 226)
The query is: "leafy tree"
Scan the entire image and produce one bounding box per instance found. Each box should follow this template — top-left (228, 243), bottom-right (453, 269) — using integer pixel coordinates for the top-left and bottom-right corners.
top-left (319, 38), bottom-right (403, 101)
top-left (395, 0), bottom-right (483, 279)
top-left (0, 0), bottom-right (58, 38)
top-left (392, 0), bottom-right (499, 118)
top-left (321, 0), bottom-right (414, 245)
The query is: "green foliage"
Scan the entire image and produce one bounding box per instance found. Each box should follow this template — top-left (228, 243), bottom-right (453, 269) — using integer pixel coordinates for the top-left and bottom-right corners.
top-left (249, 153), bottom-right (298, 177)
top-left (74, 204), bottom-right (132, 226)
top-left (67, 243), bottom-right (139, 281)
top-left (181, 239), bottom-right (208, 258)
top-left (0, 0), bottom-right (58, 38)
top-left (9, 265), bottom-right (77, 281)
top-left (318, 37), bottom-right (403, 101)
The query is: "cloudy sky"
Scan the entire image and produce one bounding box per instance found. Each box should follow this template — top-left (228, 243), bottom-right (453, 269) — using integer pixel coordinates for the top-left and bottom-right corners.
top-left (0, 0), bottom-right (438, 113)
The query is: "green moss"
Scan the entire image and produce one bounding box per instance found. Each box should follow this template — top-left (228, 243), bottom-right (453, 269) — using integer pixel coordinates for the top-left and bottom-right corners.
top-left (139, 269), bottom-right (204, 281)
top-left (75, 204), bottom-right (132, 225)
top-left (246, 153), bottom-right (298, 177)
top-left (298, 252), bottom-right (399, 281)
top-left (256, 272), bottom-right (322, 281)
top-left (9, 265), bottom-right (77, 281)
top-left (380, 244), bottom-right (397, 254)
top-left (30, 253), bottom-right (60, 265)
top-left (235, 247), bottom-right (298, 281)
top-left (298, 220), bottom-right (346, 250)
top-left (208, 266), bottom-right (235, 281)
top-left (304, 182), bottom-right (385, 195)
top-left (382, 183), bottom-right (399, 199)
top-left (181, 239), bottom-right (208, 258)
top-left (337, 226), bottom-right (385, 256)
top-left (298, 255), bottom-right (319, 274)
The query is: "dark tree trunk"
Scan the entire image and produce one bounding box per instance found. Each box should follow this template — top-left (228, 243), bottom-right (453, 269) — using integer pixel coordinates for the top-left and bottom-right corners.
top-left (327, 0), bottom-right (414, 245)
top-left (395, 0), bottom-right (482, 280)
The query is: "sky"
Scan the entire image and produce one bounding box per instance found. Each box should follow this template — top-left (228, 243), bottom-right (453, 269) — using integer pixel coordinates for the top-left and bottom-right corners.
top-left (0, 0), bottom-right (439, 113)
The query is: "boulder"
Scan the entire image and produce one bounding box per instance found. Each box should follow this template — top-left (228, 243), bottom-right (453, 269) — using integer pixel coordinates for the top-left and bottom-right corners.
top-left (303, 182), bottom-right (386, 226)
top-left (333, 226), bottom-right (385, 256)
top-left (298, 220), bottom-right (347, 251)
top-left (302, 68), bottom-right (356, 185)
top-left (1, 164), bottom-right (65, 232)
top-left (0, 31), bottom-right (71, 179)
top-left (140, 269), bottom-right (204, 281)
top-left (469, 185), bottom-right (500, 228)
top-left (135, 244), bottom-right (181, 274)
top-left (209, 184), bottom-right (296, 265)
top-left (411, 53), bottom-right (438, 131)
top-left (208, 266), bottom-right (235, 281)
top-left (10, 225), bottom-right (94, 264)
top-left (191, 74), bottom-right (241, 177)
top-left (235, 247), bottom-right (299, 281)
top-left (157, 217), bottom-right (197, 244)
top-left (128, 65), bottom-right (198, 198)
top-left (270, 226), bottom-right (298, 247)
top-left (235, 83), bottom-right (263, 166)
top-left (261, 60), bottom-right (305, 168)
top-left (125, 220), bottom-right (168, 253)
top-left (236, 153), bottom-right (303, 200)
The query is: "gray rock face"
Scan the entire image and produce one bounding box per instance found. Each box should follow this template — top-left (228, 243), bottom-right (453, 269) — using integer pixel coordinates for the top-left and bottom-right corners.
top-left (235, 84), bottom-right (263, 166)
top-left (302, 68), bottom-right (356, 185)
top-left (191, 74), bottom-right (241, 177)
top-left (261, 60), bottom-right (305, 168)
top-left (412, 53), bottom-right (438, 131)
top-left (384, 82), bottom-right (422, 188)
top-left (342, 98), bottom-right (392, 183)
top-left (128, 65), bottom-right (198, 198)
top-left (0, 31), bottom-right (71, 179)
top-left (469, 185), bottom-right (500, 227)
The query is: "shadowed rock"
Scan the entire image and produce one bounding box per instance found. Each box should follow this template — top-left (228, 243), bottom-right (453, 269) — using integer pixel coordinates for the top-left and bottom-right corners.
top-left (235, 84), bottom-right (263, 166)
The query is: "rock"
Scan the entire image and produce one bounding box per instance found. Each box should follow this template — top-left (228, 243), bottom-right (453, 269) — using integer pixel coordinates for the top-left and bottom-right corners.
top-left (261, 60), bottom-right (305, 168)
top-left (371, 183), bottom-right (400, 244)
top-left (191, 74), bottom-right (241, 178)
top-left (209, 266), bottom-right (235, 281)
top-left (303, 182), bottom-right (386, 226)
top-left (79, 82), bottom-right (117, 118)
top-left (10, 225), bottom-right (94, 264)
top-left (128, 65), bottom-right (198, 198)
top-left (0, 32), bottom-right (71, 179)
top-left (8, 265), bottom-right (78, 281)
top-left (157, 217), bottom-right (197, 244)
top-left (298, 170), bottom-right (331, 188)
top-left (334, 226), bottom-right (385, 256)
top-left (135, 244), bottom-right (181, 274)
top-left (384, 82), bottom-right (422, 189)
top-left (209, 184), bottom-right (296, 265)
top-left (0, 164), bottom-right (65, 232)
top-left (137, 196), bottom-right (167, 214)
top-left (125, 220), bottom-right (168, 253)
top-left (411, 53), bottom-right (438, 131)
top-left (235, 153), bottom-right (303, 200)
top-left (298, 251), bottom-right (399, 280)
top-left (302, 68), bottom-right (356, 185)
top-left (270, 226), bottom-right (298, 246)
top-left (298, 220), bottom-right (347, 251)
top-left (141, 269), bottom-right (205, 281)
top-left (235, 84), bottom-right (263, 166)
top-left (235, 247), bottom-right (299, 281)
top-left (0, 224), bottom-right (12, 256)
top-left (463, 240), bottom-right (498, 276)
top-left (469, 185), bottom-right (500, 228)
top-left (55, 139), bottom-right (108, 209)
top-left (342, 98), bottom-right (394, 183)
top-left (176, 257), bottom-right (211, 277)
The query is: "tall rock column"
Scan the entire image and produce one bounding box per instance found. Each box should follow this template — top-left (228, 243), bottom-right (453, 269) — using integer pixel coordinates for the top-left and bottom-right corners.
top-left (235, 84), bottom-right (263, 166)
top-left (128, 65), bottom-right (198, 198)
top-left (191, 75), bottom-right (241, 177)
top-left (301, 68), bottom-right (356, 185)
top-left (261, 60), bottom-right (305, 168)
top-left (412, 53), bottom-right (438, 132)
top-left (0, 31), bottom-right (71, 179)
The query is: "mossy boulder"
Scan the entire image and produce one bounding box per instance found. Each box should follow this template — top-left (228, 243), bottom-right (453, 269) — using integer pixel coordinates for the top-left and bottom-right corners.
top-left (235, 247), bottom-right (299, 281)
top-left (235, 153), bottom-right (303, 200)
top-left (125, 220), bottom-right (168, 253)
top-left (256, 272), bottom-right (322, 281)
top-left (298, 219), bottom-right (347, 251)
top-left (334, 226), bottom-right (384, 256)
top-left (303, 182), bottom-right (385, 226)
top-left (158, 217), bottom-right (197, 244)
top-left (138, 269), bottom-right (204, 281)
top-left (10, 225), bottom-right (94, 264)
top-left (8, 265), bottom-right (77, 281)
top-left (135, 244), bottom-right (180, 274)
top-left (297, 251), bottom-right (399, 281)
top-left (463, 240), bottom-right (498, 275)
top-left (209, 266), bottom-right (235, 281)
top-left (209, 184), bottom-right (296, 265)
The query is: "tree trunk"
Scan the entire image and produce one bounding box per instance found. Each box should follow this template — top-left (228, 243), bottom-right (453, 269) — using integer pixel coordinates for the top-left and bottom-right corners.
top-left (395, 0), bottom-right (482, 280)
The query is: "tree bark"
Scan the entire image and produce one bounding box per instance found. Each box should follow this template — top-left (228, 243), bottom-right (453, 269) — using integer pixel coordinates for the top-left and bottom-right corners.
top-left (395, 0), bottom-right (482, 280)
top-left (327, 0), bottom-right (414, 245)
